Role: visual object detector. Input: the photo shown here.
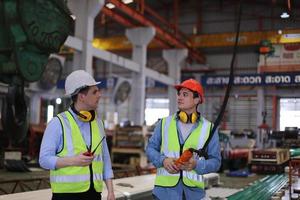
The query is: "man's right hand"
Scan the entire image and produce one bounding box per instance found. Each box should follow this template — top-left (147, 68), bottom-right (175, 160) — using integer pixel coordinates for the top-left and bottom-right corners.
top-left (163, 158), bottom-right (180, 174)
top-left (55, 153), bottom-right (94, 169)
top-left (70, 153), bottom-right (94, 166)
top-left (73, 153), bottom-right (94, 166)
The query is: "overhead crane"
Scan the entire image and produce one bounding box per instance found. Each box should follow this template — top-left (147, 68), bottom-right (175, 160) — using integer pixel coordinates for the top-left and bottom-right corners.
top-left (93, 29), bottom-right (300, 51)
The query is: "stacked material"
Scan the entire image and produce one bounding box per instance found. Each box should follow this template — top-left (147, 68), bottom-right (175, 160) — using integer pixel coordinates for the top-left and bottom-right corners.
top-left (227, 174), bottom-right (288, 200)
top-left (250, 148), bottom-right (290, 174)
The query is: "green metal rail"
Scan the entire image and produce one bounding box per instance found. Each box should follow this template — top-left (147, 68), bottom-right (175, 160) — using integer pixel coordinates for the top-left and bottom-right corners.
top-left (227, 174), bottom-right (288, 200)
top-left (290, 148), bottom-right (300, 157)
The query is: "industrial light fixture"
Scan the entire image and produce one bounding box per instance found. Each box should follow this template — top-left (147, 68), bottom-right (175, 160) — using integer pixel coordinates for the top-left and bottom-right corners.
top-left (106, 3), bottom-right (115, 9)
top-left (56, 98), bottom-right (62, 105)
top-left (122, 0), bottom-right (133, 4)
top-left (280, 12), bottom-right (290, 19)
top-left (70, 14), bottom-right (76, 20)
top-left (278, 30), bottom-right (283, 35)
top-left (106, 0), bottom-right (133, 9)
top-left (47, 105), bottom-right (54, 123)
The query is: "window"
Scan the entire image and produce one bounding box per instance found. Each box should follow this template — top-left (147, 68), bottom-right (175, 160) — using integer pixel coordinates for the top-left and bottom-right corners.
top-left (280, 98), bottom-right (300, 131)
top-left (145, 98), bottom-right (169, 126)
top-left (47, 105), bottom-right (54, 123)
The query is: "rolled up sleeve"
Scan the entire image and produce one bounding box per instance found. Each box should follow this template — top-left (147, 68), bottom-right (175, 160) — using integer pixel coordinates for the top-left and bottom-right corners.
top-left (39, 118), bottom-right (62, 170)
top-left (146, 120), bottom-right (166, 168)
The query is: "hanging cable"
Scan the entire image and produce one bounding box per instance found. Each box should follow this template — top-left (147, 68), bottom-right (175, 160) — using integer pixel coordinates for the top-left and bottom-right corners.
top-left (198, 1), bottom-right (242, 158)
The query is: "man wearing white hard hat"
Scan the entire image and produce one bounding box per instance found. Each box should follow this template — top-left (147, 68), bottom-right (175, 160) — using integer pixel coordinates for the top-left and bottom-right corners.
top-left (39, 70), bottom-right (115, 200)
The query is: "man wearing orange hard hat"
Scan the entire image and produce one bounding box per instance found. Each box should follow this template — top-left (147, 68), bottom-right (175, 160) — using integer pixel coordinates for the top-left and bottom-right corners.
top-left (146, 79), bottom-right (221, 200)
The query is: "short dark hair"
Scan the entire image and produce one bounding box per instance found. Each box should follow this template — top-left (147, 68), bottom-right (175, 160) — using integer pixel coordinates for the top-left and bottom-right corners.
top-left (193, 92), bottom-right (199, 98)
top-left (71, 86), bottom-right (90, 102)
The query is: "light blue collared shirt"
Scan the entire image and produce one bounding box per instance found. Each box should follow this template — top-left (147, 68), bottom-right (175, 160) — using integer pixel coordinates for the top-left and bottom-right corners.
top-left (146, 115), bottom-right (221, 200)
top-left (39, 108), bottom-right (114, 180)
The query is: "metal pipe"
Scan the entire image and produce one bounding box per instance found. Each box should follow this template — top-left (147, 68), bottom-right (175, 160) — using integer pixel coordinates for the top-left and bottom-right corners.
top-left (228, 174), bottom-right (288, 200)
top-left (249, 175), bottom-right (287, 200)
top-left (290, 149), bottom-right (300, 157)
top-left (272, 95), bottom-right (277, 129)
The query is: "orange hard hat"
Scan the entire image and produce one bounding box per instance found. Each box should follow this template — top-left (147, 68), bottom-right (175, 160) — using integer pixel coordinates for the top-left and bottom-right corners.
top-left (174, 79), bottom-right (204, 103)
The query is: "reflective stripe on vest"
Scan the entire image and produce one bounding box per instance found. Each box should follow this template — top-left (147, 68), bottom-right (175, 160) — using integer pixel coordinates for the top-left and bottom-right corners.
top-left (50, 111), bottom-right (104, 193)
top-left (155, 114), bottom-right (211, 188)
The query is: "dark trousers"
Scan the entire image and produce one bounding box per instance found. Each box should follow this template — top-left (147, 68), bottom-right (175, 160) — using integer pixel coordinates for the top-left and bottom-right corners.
top-left (52, 187), bottom-right (101, 200)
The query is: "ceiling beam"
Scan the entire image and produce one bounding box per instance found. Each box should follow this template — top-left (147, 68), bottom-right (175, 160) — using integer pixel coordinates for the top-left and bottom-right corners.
top-left (101, 6), bottom-right (170, 49)
top-left (106, 0), bottom-right (206, 63)
top-left (191, 29), bottom-right (300, 47)
top-left (93, 29), bottom-right (300, 50)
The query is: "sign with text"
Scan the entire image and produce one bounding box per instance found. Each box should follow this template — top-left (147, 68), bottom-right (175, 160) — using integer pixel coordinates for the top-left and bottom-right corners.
top-left (202, 72), bottom-right (300, 86)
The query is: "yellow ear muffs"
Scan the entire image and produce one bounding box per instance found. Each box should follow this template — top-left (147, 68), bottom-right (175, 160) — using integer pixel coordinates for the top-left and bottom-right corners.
top-left (177, 111), bottom-right (198, 123)
top-left (190, 112), bottom-right (198, 123)
top-left (178, 111), bottom-right (188, 123)
top-left (78, 110), bottom-right (95, 122)
top-left (71, 104), bottom-right (95, 122)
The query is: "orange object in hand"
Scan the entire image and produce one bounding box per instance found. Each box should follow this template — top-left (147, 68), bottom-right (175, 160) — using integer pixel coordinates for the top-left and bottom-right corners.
top-left (83, 150), bottom-right (93, 157)
top-left (175, 149), bottom-right (193, 166)
top-left (83, 136), bottom-right (105, 157)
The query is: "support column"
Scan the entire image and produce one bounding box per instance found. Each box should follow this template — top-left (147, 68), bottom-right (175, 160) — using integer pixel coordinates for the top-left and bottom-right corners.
top-left (29, 94), bottom-right (41, 125)
top-left (68, 0), bottom-right (104, 74)
top-left (126, 27), bottom-right (155, 125)
top-left (256, 88), bottom-right (265, 148)
top-left (163, 49), bottom-right (188, 114)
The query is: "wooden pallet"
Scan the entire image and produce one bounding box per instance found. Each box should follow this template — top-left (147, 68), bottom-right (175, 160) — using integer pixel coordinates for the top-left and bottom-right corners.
top-left (250, 162), bottom-right (287, 174)
top-left (250, 148), bottom-right (290, 165)
top-left (113, 126), bottom-right (145, 148)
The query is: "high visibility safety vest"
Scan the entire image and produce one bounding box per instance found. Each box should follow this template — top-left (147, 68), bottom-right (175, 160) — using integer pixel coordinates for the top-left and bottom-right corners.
top-left (50, 111), bottom-right (104, 193)
top-left (154, 114), bottom-right (212, 189)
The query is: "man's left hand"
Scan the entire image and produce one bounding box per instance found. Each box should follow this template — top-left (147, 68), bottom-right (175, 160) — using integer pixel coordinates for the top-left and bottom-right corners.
top-left (179, 158), bottom-right (197, 171)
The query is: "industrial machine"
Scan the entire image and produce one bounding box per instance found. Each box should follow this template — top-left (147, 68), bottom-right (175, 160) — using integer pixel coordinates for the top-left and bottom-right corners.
top-left (0, 0), bottom-right (73, 170)
top-left (0, 0), bottom-right (73, 143)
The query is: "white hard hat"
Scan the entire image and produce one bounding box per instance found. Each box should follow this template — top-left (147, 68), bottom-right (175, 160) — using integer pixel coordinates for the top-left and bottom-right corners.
top-left (65, 70), bottom-right (101, 95)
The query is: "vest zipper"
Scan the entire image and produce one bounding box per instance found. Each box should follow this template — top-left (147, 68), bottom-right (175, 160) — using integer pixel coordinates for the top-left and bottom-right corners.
top-left (89, 122), bottom-right (94, 188)
top-left (89, 164), bottom-right (93, 188)
top-left (177, 124), bottom-right (184, 180)
top-left (179, 145), bottom-right (183, 179)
